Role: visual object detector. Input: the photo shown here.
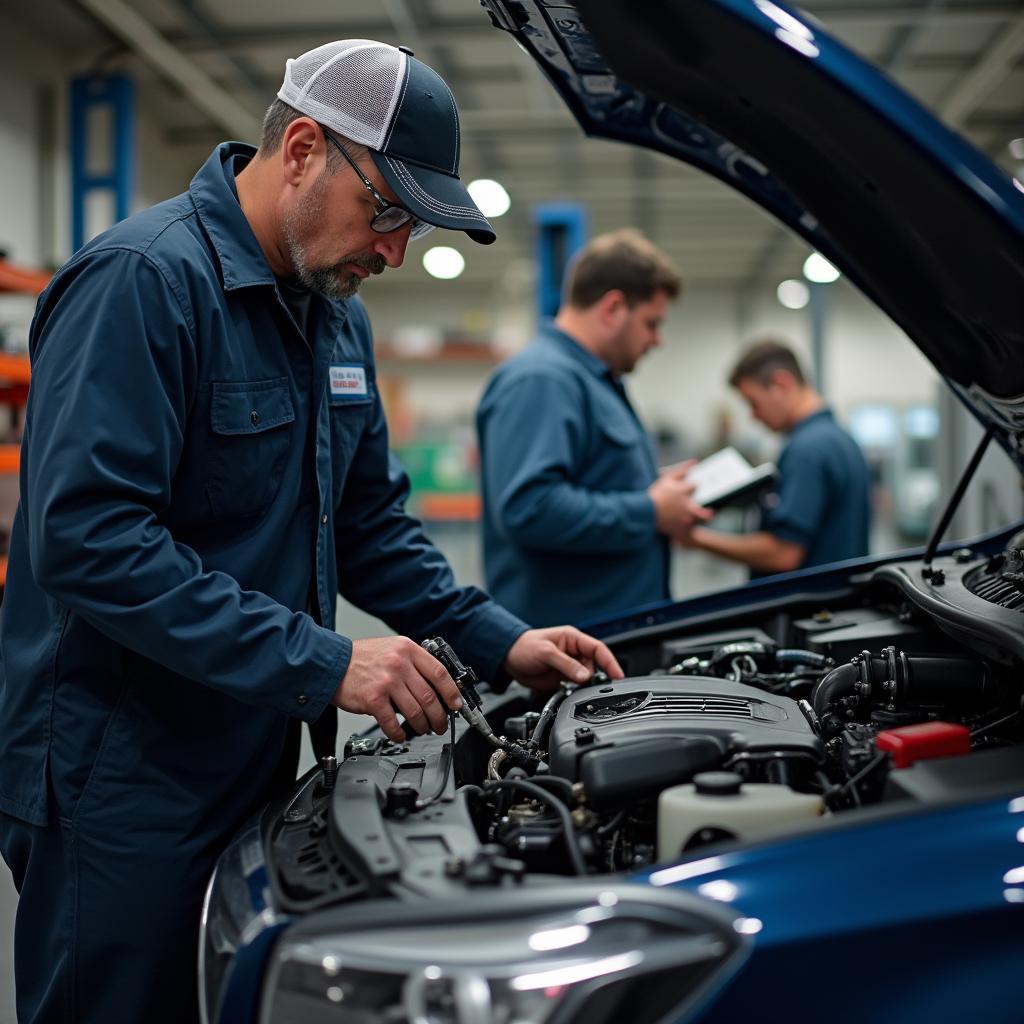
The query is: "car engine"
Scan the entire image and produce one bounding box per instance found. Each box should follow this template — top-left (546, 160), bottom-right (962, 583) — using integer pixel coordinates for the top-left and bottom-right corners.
top-left (263, 536), bottom-right (1024, 911)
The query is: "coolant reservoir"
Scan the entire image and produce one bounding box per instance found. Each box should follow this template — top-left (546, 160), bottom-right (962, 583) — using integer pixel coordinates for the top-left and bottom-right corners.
top-left (657, 771), bottom-right (823, 862)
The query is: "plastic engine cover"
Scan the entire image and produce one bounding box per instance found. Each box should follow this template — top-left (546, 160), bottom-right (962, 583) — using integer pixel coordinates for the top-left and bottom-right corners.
top-left (548, 677), bottom-right (824, 782)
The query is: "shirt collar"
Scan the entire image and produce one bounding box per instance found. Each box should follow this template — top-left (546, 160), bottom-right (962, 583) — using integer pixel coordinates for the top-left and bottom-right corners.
top-left (189, 142), bottom-right (276, 292)
top-left (538, 319), bottom-right (615, 381)
top-left (789, 406), bottom-right (834, 435)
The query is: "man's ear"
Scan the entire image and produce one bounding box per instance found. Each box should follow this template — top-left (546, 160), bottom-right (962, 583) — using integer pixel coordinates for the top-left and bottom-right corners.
top-left (596, 288), bottom-right (629, 325)
top-left (281, 118), bottom-right (321, 187)
top-left (770, 367), bottom-right (798, 393)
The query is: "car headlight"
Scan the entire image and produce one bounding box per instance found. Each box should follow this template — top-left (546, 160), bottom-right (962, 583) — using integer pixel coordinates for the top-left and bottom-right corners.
top-left (260, 882), bottom-right (747, 1024)
top-left (199, 816), bottom-right (287, 1024)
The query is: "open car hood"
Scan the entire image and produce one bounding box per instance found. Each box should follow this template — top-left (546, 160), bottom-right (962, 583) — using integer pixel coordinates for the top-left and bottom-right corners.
top-left (482, 0), bottom-right (1024, 469)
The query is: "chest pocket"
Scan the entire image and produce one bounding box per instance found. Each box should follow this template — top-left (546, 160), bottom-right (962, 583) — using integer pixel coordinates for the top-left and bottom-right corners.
top-left (588, 411), bottom-right (652, 490)
top-left (206, 378), bottom-right (296, 519)
top-left (598, 415), bottom-right (641, 448)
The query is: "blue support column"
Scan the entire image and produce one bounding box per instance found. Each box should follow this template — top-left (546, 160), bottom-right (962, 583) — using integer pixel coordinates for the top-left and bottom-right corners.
top-left (70, 74), bottom-right (136, 253)
top-left (533, 203), bottom-right (589, 321)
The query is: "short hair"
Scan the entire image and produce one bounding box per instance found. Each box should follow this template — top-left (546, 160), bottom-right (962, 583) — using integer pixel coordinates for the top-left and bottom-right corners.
top-left (256, 98), bottom-right (366, 172)
top-left (729, 339), bottom-right (807, 388)
top-left (563, 229), bottom-right (683, 310)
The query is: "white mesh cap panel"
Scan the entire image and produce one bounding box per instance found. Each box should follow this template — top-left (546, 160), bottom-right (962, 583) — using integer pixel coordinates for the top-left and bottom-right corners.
top-left (277, 40), bottom-right (405, 150)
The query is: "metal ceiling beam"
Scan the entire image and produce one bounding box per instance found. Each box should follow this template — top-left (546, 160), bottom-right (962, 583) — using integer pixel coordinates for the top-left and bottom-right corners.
top-left (163, 0), bottom-right (270, 102)
top-left (76, 0), bottom-right (262, 140)
top-left (820, 4), bottom-right (1022, 29)
top-left (159, 7), bottom-right (1023, 52)
top-left (163, 19), bottom-right (495, 52)
top-left (938, 9), bottom-right (1024, 127)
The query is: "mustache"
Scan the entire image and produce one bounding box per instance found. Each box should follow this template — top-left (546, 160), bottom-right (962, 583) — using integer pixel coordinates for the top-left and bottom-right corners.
top-left (337, 253), bottom-right (386, 276)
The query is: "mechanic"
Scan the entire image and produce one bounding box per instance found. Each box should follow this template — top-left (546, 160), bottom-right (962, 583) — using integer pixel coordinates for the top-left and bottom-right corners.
top-left (682, 339), bottom-right (871, 575)
top-left (476, 229), bottom-right (711, 626)
top-left (0, 40), bottom-right (622, 1024)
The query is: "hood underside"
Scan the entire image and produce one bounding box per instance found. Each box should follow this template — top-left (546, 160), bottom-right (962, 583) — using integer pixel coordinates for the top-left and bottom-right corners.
top-left (483, 0), bottom-right (1024, 463)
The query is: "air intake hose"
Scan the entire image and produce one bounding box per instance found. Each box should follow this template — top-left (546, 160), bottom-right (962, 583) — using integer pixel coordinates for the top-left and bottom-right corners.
top-left (811, 646), bottom-right (991, 717)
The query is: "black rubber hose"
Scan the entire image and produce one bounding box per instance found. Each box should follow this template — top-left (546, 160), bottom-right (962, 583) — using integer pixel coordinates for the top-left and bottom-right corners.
top-left (529, 687), bottom-right (570, 750)
top-left (523, 774), bottom-right (576, 803)
top-left (484, 779), bottom-right (587, 875)
top-left (811, 661), bottom-right (861, 716)
top-left (812, 651), bottom-right (992, 716)
top-left (777, 649), bottom-right (830, 669)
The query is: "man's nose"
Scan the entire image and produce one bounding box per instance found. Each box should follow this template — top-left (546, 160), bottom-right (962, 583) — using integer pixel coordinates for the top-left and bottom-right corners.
top-left (373, 226), bottom-right (411, 269)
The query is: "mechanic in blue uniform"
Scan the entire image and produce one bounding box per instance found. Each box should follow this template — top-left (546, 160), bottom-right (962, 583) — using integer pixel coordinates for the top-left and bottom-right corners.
top-left (476, 229), bottom-right (712, 626)
top-left (0, 41), bottom-right (621, 1024)
top-left (683, 339), bottom-right (871, 574)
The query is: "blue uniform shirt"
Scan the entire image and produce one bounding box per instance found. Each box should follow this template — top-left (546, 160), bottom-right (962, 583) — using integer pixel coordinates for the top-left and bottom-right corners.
top-left (0, 143), bottom-right (527, 828)
top-left (476, 321), bottom-right (668, 626)
top-left (760, 407), bottom-right (871, 572)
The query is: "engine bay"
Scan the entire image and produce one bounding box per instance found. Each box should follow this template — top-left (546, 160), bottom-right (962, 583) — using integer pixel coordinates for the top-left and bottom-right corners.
top-left (265, 537), bottom-right (1024, 913)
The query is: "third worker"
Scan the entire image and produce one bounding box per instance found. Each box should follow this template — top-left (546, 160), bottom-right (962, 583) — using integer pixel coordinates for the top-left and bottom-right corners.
top-left (683, 339), bottom-right (871, 575)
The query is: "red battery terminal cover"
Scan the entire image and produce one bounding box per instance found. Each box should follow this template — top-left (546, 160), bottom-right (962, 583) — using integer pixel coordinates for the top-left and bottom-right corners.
top-left (875, 721), bottom-right (971, 768)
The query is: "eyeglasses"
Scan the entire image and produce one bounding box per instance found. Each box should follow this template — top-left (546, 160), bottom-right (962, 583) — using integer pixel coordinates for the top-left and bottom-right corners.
top-left (322, 128), bottom-right (434, 240)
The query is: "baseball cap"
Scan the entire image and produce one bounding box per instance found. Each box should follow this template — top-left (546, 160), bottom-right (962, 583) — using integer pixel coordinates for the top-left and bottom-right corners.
top-left (277, 40), bottom-right (495, 244)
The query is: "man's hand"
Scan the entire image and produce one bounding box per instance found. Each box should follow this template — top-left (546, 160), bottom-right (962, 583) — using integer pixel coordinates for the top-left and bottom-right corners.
top-left (332, 636), bottom-right (463, 743)
top-left (503, 627), bottom-right (625, 692)
top-left (647, 461), bottom-right (713, 540)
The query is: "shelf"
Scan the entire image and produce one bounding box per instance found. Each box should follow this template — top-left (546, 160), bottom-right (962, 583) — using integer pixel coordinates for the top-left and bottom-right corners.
top-left (415, 492), bottom-right (481, 521)
top-left (0, 260), bottom-right (50, 295)
top-left (375, 342), bottom-right (499, 365)
top-left (0, 445), bottom-right (20, 475)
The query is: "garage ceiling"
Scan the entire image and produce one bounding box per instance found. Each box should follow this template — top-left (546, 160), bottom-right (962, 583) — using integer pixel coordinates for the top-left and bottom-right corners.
top-left (11, 0), bottom-right (1024, 294)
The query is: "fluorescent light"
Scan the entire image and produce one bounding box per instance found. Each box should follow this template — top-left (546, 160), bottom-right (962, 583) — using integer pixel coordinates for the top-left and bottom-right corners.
top-left (467, 179), bottom-right (511, 218)
top-left (422, 246), bottom-right (465, 280)
top-left (777, 278), bottom-right (810, 309)
top-left (803, 252), bottom-right (840, 283)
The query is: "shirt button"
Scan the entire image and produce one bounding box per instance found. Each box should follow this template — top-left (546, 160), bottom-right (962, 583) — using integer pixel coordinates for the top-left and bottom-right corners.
top-left (297, 694), bottom-right (308, 706)
top-left (250, 410), bottom-right (260, 425)
top-left (321, 514), bottom-right (328, 524)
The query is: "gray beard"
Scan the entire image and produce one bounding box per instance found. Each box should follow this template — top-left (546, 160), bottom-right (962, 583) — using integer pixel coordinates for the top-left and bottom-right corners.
top-left (282, 173), bottom-right (385, 300)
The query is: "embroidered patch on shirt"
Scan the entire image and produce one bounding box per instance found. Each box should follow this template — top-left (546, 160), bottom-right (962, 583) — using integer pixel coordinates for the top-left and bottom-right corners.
top-left (329, 364), bottom-right (369, 401)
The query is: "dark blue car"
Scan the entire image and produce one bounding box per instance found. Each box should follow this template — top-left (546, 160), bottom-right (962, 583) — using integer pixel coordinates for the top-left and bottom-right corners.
top-left (199, 2), bottom-right (1024, 1021)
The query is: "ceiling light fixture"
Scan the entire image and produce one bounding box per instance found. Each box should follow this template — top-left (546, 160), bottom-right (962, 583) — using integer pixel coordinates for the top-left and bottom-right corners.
top-left (803, 252), bottom-right (841, 284)
top-left (467, 179), bottom-right (511, 218)
top-left (777, 278), bottom-right (810, 309)
top-left (422, 246), bottom-right (466, 280)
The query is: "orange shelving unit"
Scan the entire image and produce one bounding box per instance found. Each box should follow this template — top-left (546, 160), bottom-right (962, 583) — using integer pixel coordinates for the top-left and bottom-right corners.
top-left (0, 258), bottom-right (47, 600)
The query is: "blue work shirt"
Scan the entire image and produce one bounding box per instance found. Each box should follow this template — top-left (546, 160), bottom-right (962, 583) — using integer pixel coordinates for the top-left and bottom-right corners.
top-left (0, 143), bottom-right (527, 829)
top-left (760, 407), bottom-right (871, 572)
top-left (476, 321), bottom-right (667, 626)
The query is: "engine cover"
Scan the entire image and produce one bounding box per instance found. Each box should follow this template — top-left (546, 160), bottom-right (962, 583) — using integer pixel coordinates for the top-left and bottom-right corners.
top-left (548, 677), bottom-right (824, 783)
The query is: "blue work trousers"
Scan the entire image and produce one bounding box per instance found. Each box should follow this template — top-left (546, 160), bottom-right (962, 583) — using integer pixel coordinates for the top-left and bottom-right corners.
top-left (0, 792), bottom-right (215, 1023)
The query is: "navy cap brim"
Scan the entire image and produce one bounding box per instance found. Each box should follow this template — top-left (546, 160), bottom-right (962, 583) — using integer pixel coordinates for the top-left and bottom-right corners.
top-left (369, 151), bottom-right (496, 245)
